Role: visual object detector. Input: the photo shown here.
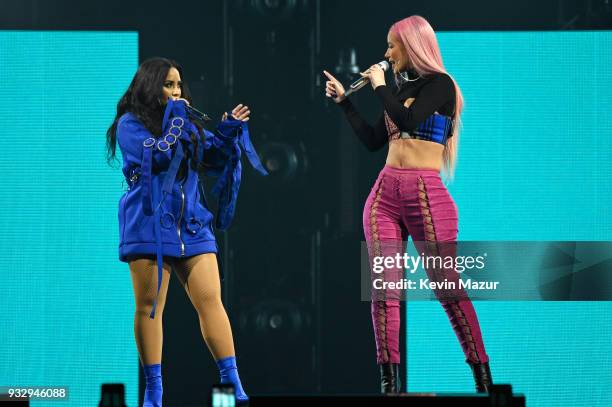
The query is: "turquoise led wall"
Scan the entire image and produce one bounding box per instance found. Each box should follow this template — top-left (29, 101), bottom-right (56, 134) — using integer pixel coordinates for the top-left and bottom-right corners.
top-left (0, 29), bottom-right (610, 407)
top-left (407, 31), bottom-right (612, 407)
top-left (0, 31), bottom-right (138, 406)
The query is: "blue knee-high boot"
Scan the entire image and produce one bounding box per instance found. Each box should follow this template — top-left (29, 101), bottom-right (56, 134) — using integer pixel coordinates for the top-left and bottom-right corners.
top-left (143, 363), bottom-right (163, 407)
top-left (216, 356), bottom-right (248, 404)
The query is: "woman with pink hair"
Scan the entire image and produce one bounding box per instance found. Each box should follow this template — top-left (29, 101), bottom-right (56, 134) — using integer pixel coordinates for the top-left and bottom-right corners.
top-left (324, 15), bottom-right (493, 394)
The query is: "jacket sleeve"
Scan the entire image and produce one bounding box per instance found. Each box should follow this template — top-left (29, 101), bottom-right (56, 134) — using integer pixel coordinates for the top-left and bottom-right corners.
top-left (198, 130), bottom-right (230, 175)
top-left (117, 101), bottom-right (194, 217)
top-left (117, 114), bottom-right (174, 170)
top-left (196, 115), bottom-right (268, 230)
top-left (196, 124), bottom-right (238, 177)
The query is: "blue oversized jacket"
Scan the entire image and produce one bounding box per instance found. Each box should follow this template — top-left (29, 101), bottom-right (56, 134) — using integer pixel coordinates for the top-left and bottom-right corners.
top-left (117, 99), bottom-right (267, 318)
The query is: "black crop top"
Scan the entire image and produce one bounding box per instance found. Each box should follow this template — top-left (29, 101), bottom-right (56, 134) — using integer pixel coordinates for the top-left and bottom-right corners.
top-left (337, 72), bottom-right (456, 151)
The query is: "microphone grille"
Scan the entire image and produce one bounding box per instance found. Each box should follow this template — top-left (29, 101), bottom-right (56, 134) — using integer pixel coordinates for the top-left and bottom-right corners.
top-left (379, 61), bottom-right (390, 71)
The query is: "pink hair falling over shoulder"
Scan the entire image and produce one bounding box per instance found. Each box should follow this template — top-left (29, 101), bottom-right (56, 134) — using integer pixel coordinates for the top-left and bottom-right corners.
top-left (390, 15), bottom-right (463, 179)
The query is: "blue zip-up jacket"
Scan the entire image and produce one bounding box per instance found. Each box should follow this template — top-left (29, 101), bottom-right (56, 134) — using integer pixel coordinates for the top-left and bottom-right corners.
top-left (117, 99), bottom-right (267, 318)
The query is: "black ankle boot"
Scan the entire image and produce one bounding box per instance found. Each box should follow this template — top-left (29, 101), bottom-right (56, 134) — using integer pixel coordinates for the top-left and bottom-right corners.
top-left (469, 361), bottom-right (493, 393)
top-left (380, 363), bottom-right (401, 394)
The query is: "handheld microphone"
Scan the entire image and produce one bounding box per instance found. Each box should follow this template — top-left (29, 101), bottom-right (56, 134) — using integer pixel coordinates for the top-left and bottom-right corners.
top-left (185, 105), bottom-right (212, 122)
top-left (171, 98), bottom-right (213, 122)
top-left (344, 60), bottom-right (390, 96)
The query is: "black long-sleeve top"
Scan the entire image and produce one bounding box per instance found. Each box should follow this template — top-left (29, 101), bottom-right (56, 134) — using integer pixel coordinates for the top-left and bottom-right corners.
top-left (337, 72), bottom-right (456, 151)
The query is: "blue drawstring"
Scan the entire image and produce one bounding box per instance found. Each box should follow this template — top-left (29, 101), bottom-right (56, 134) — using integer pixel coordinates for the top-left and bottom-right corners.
top-left (143, 100), bottom-right (189, 320)
top-left (211, 120), bottom-right (268, 230)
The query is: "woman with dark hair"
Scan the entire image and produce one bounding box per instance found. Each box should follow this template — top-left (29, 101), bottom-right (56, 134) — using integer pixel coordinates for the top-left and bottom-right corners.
top-left (107, 57), bottom-right (267, 406)
top-left (324, 16), bottom-right (493, 394)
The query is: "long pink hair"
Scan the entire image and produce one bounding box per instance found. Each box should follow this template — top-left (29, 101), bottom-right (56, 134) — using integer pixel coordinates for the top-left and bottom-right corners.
top-left (390, 15), bottom-right (463, 179)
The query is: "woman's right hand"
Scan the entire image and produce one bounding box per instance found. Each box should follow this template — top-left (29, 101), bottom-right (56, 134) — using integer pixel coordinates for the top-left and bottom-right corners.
top-left (323, 70), bottom-right (346, 103)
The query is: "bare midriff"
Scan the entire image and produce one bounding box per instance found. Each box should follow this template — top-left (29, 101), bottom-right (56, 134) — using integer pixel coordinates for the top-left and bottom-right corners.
top-left (386, 138), bottom-right (444, 171)
top-left (385, 97), bottom-right (445, 171)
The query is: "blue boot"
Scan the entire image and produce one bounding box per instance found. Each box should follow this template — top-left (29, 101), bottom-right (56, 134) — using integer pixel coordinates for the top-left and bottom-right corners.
top-left (143, 363), bottom-right (163, 407)
top-left (216, 356), bottom-right (248, 405)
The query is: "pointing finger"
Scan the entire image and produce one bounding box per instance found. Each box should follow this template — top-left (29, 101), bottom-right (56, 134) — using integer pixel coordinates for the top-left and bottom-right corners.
top-left (323, 70), bottom-right (337, 82)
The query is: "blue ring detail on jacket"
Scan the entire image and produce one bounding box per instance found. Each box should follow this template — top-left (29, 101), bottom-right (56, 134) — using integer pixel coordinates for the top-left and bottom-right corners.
top-left (117, 99), bottom-right (268, 319)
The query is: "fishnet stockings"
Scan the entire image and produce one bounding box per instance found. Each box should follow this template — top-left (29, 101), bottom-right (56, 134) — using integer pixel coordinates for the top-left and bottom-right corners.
top-left (129, 253), bottom-right (235, 365)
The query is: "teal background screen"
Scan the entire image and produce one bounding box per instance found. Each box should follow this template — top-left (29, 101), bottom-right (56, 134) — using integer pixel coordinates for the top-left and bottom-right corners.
top-left (0, 30), bottom-right (610, 407)
top-left (407, 31), bottom-right (612, 407)
top-left (0, 31), bottom-right (138, 406)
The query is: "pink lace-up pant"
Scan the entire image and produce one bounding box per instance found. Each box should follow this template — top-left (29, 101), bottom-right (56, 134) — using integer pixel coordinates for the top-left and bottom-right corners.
top-left (363, 165), bottom-right (490, 365)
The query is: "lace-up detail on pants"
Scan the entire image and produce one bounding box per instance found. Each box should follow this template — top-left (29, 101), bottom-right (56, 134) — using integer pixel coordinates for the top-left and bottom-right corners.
top-left (364, 166), bottom-right (490, 365)
top-left (417, 176), bottom-right (486, 364)
top-left (369, 176), bottom-right (390, 363)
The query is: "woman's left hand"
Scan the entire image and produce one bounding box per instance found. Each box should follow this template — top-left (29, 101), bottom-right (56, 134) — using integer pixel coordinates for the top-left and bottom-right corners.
top-left (222, 104), bottom-right (250, 122)
top-left (361, 64), bottom-right (386, 89)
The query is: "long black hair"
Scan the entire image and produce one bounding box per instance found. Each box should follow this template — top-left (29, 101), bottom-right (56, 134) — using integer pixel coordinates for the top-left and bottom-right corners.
top-left (106, 57), bottom-right (205, 165)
